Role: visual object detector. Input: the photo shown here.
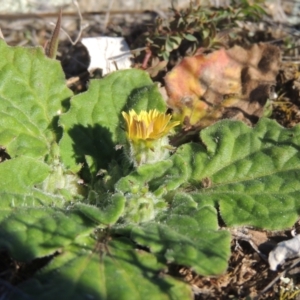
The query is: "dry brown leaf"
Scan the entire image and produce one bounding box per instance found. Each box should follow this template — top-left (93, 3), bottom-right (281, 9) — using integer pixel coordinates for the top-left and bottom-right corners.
top-left (165, 43), bottom-right (281, 129)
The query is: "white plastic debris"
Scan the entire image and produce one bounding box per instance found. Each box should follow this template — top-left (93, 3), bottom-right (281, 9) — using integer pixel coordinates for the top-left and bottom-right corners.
top-left (81, 37), bottom-right (132, 75)
top-left (269, 235), bottom-right (300, 271)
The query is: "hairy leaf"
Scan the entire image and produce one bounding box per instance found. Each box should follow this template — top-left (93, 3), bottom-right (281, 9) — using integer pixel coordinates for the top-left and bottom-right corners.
top-left (130, 193), bottom-right (231, 276)
top-left (0, 208), bottom-right (94, 261)
top-left (175, 118), bottom-right (300, 229)
top-left (75, 193), bottom-right (126, 225)
top-left (0, 157), bottom-right (50, 194)
top-left (0, 159), bottom-right (92, 261)
top-left (59, 69), bottom-right (166, 174)
top-left (0, 40), bottom-right (72, 159)
top-left (14, 236), bottom-right (192, 300)
top-left (115, 165), bottom-right (230, 275)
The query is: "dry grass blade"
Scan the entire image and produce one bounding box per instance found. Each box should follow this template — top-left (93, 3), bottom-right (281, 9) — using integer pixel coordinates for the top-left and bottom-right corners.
top-left (0, 28), bottom-right (4, 40)
top-left (45, 9), bottom-right (62, 59)
top-left (58, 0), bottom-right (88, 46)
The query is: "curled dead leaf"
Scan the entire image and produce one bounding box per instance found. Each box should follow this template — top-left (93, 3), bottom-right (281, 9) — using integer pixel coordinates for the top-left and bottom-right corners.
top-left (165, 43), bottom-right (281, 129)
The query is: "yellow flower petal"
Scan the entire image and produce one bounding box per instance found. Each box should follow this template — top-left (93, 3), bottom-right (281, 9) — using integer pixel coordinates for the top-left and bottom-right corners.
top-left (122, 109), bottom-right (180, 141)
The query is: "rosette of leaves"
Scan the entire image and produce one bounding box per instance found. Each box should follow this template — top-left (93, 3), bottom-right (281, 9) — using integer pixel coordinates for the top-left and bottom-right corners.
top-left (1, 40), bottom-right (300, 300)
top-left (0, 40), bottom-right (191, 300)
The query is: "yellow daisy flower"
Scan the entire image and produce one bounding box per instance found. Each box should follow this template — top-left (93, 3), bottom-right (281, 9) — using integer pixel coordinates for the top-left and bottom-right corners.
top-left (122, 109), bottom-right (180, 141)
top-left (122, 109), bottom-right (180, 166)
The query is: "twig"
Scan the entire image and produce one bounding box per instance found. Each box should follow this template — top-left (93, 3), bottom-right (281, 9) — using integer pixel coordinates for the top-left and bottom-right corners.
top-left (103, 0), bottom-right (115, 32)
top-left (69, 0), bottom-right (88, 44)
top-left (142, 48), bottom-right (152, 69)
top-left (48, 0), bottom-right (88, 46)
top-left (66, 71), bottom-right (90, 87)
top-left (0, 10), bottom-right (160, 19)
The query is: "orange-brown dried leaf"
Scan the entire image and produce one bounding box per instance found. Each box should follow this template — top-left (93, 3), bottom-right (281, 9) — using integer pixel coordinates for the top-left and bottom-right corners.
top-left (165, 43), bottom-right (281, 128)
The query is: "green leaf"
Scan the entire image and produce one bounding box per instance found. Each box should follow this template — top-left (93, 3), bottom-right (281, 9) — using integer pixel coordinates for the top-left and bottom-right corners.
top-left (0, 157), bottom-right (70, 225)
top-left (0, 157), bottom-right (50, 194)
top-left (113, 118), bottom-right (300, 275)
top-left (165, 35), bottom-right (182, 52)
top-left (15, 236), bottom-right (192, 300)
top-left (201, 28), bottom-right (210, 39)
top-left (129, 193), bottom-right (231, 276)
top-left (115, 160), bottom-right (173, 194)
top-left (59, 69), bottom-right (166, 174)
top-left (0, 40), bottom-right (72, 159)
top-left (0, 208), bottom-right (94, 261)
top-left (75, 193), bottom-right (126, 225)
top-left (174, 118), bottom-right (300, 230)
top-left (159, 51), bottom-right (170, 61)
top-left (0, 152), bottom-right (83, 204)
top-left (114, 156), bottom-right (191, 223)
top-left (183, 33), bottom-right (198, 42)
top-left (115, 154), bottom-right (190, 197)
top-left (0, 158), bottom-right (93, 261)
top-left (124, 83), bottom-right (166, 113)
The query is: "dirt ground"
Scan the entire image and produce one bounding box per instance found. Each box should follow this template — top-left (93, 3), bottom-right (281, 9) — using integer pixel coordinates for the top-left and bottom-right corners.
top-left (1, 1), bottom-right (300, 299)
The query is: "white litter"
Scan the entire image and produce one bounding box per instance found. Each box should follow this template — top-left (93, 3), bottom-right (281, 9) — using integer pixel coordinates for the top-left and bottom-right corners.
top-left (269, 235), bottom-right (300, 271)
top-left (81, 37), bottom-right (132, 75)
